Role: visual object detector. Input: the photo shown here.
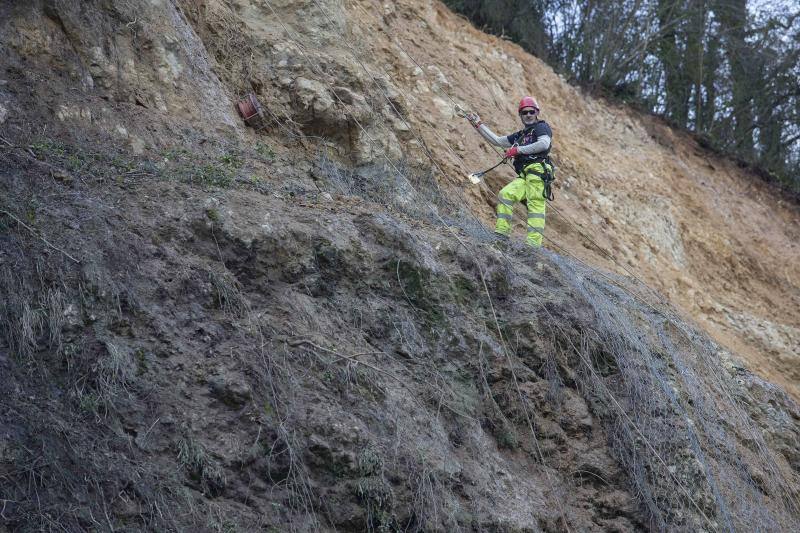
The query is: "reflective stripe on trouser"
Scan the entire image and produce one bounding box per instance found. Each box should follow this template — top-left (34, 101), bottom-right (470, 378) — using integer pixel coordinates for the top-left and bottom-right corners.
top-left (494, 163), bottom-right (548, 247)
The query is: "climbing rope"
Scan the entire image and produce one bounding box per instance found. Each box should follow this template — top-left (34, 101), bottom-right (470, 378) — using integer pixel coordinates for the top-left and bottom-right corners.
top-left (263, 1), bottom-right (573, 528)
top-left (260, 1), bottom-right (794, 528)
top-left (347, 1), bottom-right (800, 522)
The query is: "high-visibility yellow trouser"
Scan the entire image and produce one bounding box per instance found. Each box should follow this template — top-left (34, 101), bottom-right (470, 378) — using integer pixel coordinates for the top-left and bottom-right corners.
top-left (495, 162), bottom-right (550, 247)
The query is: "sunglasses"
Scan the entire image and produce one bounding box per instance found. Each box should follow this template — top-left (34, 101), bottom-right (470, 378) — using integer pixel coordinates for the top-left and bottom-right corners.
top-left (519, 109), bottom-right (538, 116)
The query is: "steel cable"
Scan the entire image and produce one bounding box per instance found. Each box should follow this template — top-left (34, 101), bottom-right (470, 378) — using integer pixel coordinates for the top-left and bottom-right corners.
top-left (257, 0), bottom-right (794, 528)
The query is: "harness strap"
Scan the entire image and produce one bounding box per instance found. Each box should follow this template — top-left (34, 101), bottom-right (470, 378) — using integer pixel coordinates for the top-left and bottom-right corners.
top-left (520, 159), bottom-right (555, 201)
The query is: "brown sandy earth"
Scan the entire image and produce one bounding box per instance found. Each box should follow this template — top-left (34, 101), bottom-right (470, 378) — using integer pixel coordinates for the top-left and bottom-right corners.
top-left (3, 0), bottom-right (796, 396)
top-left (330, 0), bottom-right (800, 399)
top-left (2, 1), bottom-right (800, 530)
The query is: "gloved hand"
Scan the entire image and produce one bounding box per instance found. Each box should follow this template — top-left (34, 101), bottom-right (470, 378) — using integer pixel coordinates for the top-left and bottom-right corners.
top-left (466, 112), bottom-right (482, 128)
top-left (504, 146), bottom-right (519, 158)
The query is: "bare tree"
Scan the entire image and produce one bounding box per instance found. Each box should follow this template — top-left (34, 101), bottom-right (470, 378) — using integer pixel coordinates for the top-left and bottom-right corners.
top-left (444, 0), bottom-right (800, 190)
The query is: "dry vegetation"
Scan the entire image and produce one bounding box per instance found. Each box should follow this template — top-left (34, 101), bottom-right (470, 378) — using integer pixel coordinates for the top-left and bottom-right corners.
top-left (2, 131), bottom-right (798, 530)
top-left (1, 0), bottom-right (799, 531)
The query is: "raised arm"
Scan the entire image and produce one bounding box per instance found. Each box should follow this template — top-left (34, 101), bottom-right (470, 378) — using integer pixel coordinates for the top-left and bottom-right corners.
top-left (466, 113), bottom-right (512, 148)
top-left (476, 124), bottom-right (513, 148)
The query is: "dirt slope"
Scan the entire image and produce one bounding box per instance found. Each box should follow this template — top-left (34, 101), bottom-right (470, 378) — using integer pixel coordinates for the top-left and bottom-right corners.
top-left (1, 0), bottom-right (800, 531)
top-left (4, 0), bottom-right (796, 396)
top-left (3, 143), bottom-right (800, 530)
top-left (331, 0), bottom-right (800, 398)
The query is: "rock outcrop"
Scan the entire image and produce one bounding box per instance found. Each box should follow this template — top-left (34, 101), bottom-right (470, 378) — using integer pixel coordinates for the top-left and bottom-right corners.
top-left (1, 0), bottom-right (798, 531)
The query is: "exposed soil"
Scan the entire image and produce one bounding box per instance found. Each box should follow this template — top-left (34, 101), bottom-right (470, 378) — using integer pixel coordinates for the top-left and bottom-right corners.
top-left (1, 0), bottom-right (799, 531)
top-left (3, 139), bottom-right (799, 530)
top-left (5, 0), bottom-right (795, 399)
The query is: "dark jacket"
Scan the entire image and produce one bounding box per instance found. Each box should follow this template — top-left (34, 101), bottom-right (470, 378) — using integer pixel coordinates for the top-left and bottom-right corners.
top-left (506, 120), bottom-right (552, 174)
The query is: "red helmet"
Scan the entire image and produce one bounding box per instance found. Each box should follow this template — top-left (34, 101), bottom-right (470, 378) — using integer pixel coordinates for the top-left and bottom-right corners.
top-left (518, 96), bottom-right (540, 113)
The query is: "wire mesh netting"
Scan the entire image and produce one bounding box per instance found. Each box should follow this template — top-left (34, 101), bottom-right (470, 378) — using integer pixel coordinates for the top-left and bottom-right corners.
top-left (315, 141), bottom-right (799, 530)
top-left (315, 148), bottom-right (492, 242)
top-left (546, 252), bottom-right (799, 531)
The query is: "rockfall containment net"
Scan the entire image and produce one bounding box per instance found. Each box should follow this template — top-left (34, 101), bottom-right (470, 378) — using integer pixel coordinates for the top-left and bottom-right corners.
top-left (546, 252), bottom-right (798, 531)
top-left (265, 1), bottom-right (799, 527)
top-left (315, 149), bottom-right (491, 243)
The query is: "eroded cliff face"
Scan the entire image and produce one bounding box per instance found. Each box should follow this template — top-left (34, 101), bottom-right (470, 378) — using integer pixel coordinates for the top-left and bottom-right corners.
top-left (1, 0), bottom-right (799, 531)
top-left (3, 148), bottom-right (800, 530)
top-left (2, 0), bottom-right (797, 397)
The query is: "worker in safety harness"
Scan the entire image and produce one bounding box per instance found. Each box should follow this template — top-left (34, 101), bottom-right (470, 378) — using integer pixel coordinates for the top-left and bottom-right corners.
top-left (466, 96), bottom-right (554, 248)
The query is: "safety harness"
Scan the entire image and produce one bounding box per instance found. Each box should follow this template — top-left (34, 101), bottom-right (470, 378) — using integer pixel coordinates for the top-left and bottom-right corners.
top-left (522, 155), bottom-right (556, 201)
top-left (455, 104), bottom-right (556, 200)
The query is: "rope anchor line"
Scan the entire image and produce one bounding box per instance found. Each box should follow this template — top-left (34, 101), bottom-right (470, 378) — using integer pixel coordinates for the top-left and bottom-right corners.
top-left (261, 0), bottom-right (792, 529)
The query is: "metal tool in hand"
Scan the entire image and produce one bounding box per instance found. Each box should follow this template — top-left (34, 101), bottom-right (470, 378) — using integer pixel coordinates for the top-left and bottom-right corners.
top-left (455, 103), bottom-right (516, 184)
top-left (467, 157), bottom-right (508, 184)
